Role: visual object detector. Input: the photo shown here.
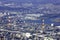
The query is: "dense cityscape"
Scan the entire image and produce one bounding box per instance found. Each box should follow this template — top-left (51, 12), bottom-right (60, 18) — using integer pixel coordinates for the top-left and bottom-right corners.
top-left (0, 0), bottom-right (60, 40)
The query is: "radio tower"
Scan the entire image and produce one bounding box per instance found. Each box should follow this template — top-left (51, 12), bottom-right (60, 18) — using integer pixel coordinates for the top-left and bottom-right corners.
top-left (41, 18), bottom-right (45, 33)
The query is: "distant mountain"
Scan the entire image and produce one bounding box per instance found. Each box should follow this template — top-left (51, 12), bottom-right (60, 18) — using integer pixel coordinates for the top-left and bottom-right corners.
top-left (0, 4), bottom-right (60, 14)
top-left (0, 0), bottom-right (60, 14)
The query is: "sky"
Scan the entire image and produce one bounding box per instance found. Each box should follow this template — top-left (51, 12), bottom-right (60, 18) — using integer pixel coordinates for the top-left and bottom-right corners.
top-left (0, 0), bottom-right (60, 5)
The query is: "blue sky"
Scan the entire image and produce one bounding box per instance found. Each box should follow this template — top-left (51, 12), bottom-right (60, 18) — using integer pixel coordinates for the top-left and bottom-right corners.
top-left (0, 0), bottom-right (60, 5)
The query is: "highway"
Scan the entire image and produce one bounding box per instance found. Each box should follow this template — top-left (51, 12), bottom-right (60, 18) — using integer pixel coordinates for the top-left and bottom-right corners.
top-left (0, 29), bottom-right (20, 33)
